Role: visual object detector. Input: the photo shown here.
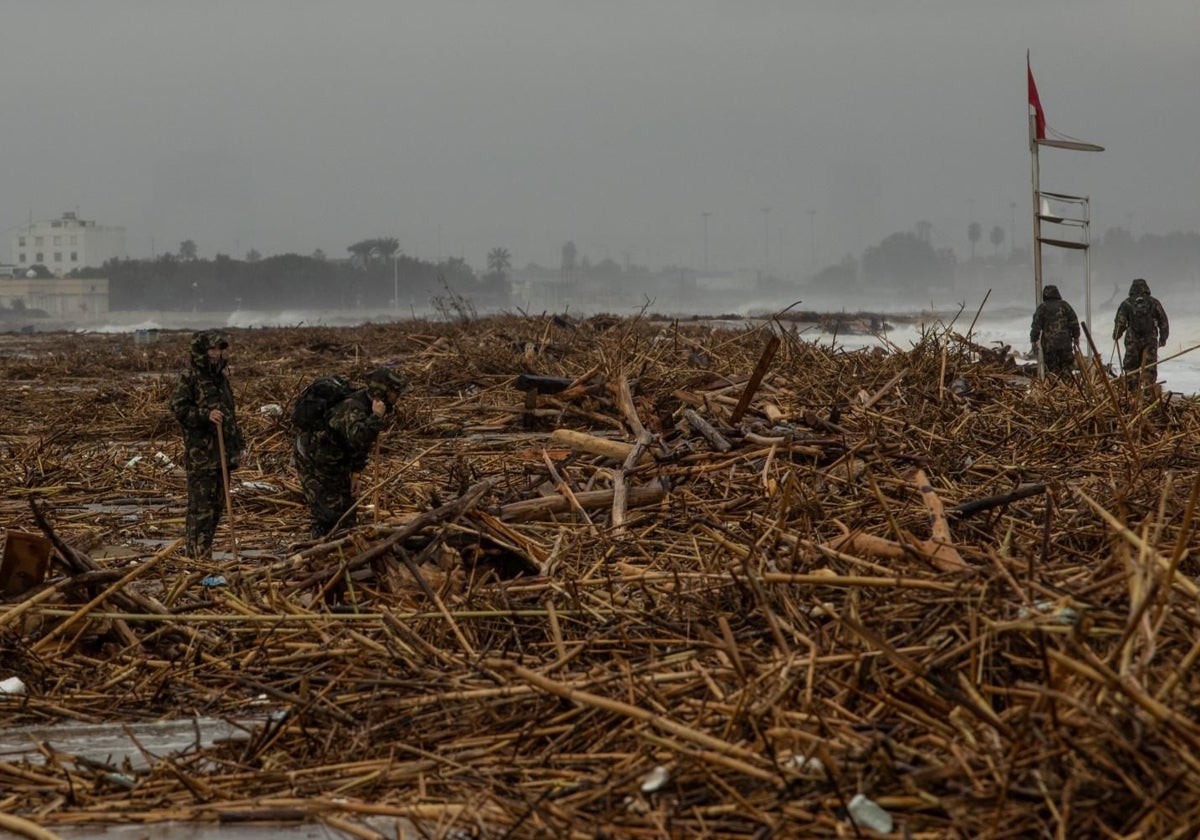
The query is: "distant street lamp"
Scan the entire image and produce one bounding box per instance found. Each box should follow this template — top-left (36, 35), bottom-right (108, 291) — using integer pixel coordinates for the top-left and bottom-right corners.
top-left (807, 209), bottom-right (817, 267)
top-left (761, 207), bottom-right (772, 275)
top-left (392, 251), bottom-right (400, 312)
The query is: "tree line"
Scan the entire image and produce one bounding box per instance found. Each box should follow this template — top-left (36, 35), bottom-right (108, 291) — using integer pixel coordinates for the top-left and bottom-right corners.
top-left (72, 240), bottom-right (508, 312)
top-left (807, 222), bottom-right (1200, 300)
top-left (60, 223), bottom-right (1200, 313)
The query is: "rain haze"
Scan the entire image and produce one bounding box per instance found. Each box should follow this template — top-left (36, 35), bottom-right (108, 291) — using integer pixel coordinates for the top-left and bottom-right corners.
top-left (0, 0), bottom-right (1197, 307)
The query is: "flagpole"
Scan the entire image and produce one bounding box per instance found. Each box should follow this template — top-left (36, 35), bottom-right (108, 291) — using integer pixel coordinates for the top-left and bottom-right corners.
top-left (1030, 115), bottom-right (1042, 311)
top-left (1027, 51), bottom-right (1044, 379)
top-left (1030, 120), bottom-right (1044, 380)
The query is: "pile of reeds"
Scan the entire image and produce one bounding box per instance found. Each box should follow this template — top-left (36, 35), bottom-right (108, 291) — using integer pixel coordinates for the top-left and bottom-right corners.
top-left (3, 311), bottom-right (1200, 838)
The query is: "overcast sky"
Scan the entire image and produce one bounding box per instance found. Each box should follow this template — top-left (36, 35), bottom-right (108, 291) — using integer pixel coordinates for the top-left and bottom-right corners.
top-left (2, 1), bottom-right (1197, 277)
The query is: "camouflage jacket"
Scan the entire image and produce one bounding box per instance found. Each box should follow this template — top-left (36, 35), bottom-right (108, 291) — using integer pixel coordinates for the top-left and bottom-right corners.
top-left (299, 390), bottom-right (383, 474)
top-left (169, 357), bottom-right (242, 474)
top-left (1114, 294), bottom-right (1169, 346)
top-left (1030, 298), bottom-right (1080, 351)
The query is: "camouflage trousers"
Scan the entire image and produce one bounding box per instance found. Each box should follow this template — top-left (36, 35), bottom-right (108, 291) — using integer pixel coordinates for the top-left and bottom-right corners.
top-left (1042, 345), bottom-right (1075, 375)
top-left (185, 469), bottom-right (226, 560)
top-left (294, 440), bottom-right (356, 539)
top-left (1122, 341), bottom-right (1159, 386)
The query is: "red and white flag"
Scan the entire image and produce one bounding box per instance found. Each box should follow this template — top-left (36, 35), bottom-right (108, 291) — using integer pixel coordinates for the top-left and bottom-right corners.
top-left (1027, 56), bottom-right (1046, 140)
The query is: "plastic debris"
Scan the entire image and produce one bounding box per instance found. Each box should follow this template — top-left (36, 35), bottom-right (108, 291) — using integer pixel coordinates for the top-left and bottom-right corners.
top-left (239, 481), bottom-right (279, 493)
top-left (639, 765), bottom-right (670, 793)
top-left (783, 753), bottom-right (825, 774)
top-left (1016, 599), bottom-right (1079, 625)
top-left (104, 772), bottom-right (137, 789)
top-left (124, 454), bottom-right (144, 468)
top-left (803, 602), bottom-right (838, 619)
top-left (154, 451), bottom-right (177, 470)
top-left (847, 793), bottom-right (893, 834)
top-left (259, 403), bottom-right (283, 416)
top-left (0, 676), bottom-right (27, 696)
top-left (200, 575), bottom-right (228, 588)
top-left (622, 795), bottom-right (650, 815)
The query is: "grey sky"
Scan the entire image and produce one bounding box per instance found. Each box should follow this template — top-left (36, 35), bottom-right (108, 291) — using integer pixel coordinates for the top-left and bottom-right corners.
top-left (3, 1), bottom-right (1197, 277)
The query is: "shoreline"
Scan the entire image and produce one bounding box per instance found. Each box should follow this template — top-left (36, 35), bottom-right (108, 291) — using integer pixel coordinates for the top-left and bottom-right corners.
top-left (1, 304), bottom-right (1013, 335)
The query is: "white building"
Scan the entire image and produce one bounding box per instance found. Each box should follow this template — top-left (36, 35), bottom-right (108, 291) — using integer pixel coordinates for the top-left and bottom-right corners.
top-left (10, 211), bottom-right (126, 276)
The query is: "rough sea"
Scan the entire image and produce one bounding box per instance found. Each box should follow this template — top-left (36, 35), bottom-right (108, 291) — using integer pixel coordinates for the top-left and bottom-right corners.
top-left (84, 299), bottom-right (1200, 397)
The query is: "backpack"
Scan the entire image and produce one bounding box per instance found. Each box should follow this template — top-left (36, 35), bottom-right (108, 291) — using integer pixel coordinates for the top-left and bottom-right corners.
top-left (1129, 295), bottom-right (1155, 338)
top-left (291, 375), bottom-right (354, 432)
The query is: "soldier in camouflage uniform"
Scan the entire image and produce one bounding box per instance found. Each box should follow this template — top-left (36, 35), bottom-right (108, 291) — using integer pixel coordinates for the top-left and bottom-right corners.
top-left (1113, 277), bottom-right (1169, 387)
top-left (293, 367), bottom-right (408, 539)
top-left (169, 331), bottom-right (243, 561)
top-left (1030, 284), bottom-right (1081, 376)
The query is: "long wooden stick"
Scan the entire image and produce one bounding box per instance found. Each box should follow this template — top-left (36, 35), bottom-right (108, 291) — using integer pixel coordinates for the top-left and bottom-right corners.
top-left (371, 436), bottom-right (381, 522)
top-left (31, 551), bottom-right (167, 653)
top-left (0, 814), bottom-right (64, 840)
top-left (729, 334), bottom-right (780, 425)
top-left (499, 484), bottom-right (666, 523)
top-left (280, 478), bottom-right (498, 591)
top-left (860, 369), bottom-right (907, 410)
top-left (683, 409), bottom-right (732, 452)
top-left (911, 469), bottom-right (968, 570)
top-left (488, 658), bottom-right (778, 782)
top-left (549, 428), bottom-right (654, 465)
top-left (948, 483), bottom-right (1047, 518)
top-left (612, 373), bottom-right (648, 439)
top-left (612, 430), bottom-right (654, 536)
top-left (215, 422), bottom-right (238, 563)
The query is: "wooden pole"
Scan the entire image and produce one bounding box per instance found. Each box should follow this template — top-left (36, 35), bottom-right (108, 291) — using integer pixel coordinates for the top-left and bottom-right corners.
top-left (729, 334), bottom-right (780, 426)
top-left (372, 436), bottom-right (381, 522)
top-left (1031, 110), bottom-right (1044, 381)
top-left (215, 423), bottom-right (238, 563)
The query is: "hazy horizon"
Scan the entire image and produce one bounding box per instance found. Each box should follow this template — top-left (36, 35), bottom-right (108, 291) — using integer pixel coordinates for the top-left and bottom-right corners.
top-left (2, 1), bottom-right (1197, 281)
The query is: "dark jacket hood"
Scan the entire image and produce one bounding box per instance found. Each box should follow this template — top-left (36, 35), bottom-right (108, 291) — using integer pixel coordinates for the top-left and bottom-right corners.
top-left (189, 330), bottom-right (229, 375)
top-left (1042, 285), bottom-right (1062, 302)
top-left (1129, 278), bottom-right (1151, 297)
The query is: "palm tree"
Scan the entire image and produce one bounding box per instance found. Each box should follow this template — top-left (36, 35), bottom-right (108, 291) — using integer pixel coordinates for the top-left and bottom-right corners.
top-left (989, 225), bottom-right (1004, 255)
top-left (487, 247), bottom-right (512, 277)
top-left (561, 241), bottom-right (577, 275)
top-left (967, 222), bottom-right (982, 261)
top-left (347, 237), bottom-right (400, 268)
